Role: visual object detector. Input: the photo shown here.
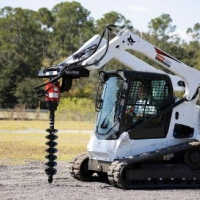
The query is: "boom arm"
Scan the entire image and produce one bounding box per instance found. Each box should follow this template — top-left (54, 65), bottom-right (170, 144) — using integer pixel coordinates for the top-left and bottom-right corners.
top-left (38, 26), bottom-right (199, 97)
top-left (55, 31), bottom-right (184, 92)
top-left (82, 28), bottom-right (200, 100)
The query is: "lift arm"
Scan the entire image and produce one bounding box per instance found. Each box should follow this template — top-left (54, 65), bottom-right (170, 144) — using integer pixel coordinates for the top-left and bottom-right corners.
top-left (81, 28), bottom-right (200, 100)
top-left (51, 30), bottom-right (184, 92)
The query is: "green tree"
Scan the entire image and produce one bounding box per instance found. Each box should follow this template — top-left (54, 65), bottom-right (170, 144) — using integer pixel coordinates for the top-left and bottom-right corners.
top-left (148, 14), bottom-right (176, 48)
top-left (0, 7), bottom-right (47, 106)
top-left (36, 8), bottom-right (55, 63)
top-left (187, 23), bottom-right (200, 43)
top-left (15, 78), bottom-right (43, 108)
top-left (50, 1), bottom-right (94, 59)
top-left (185, 23), bottom-right (200, 69)
top-left (95, 11), bottom-right (133, 33)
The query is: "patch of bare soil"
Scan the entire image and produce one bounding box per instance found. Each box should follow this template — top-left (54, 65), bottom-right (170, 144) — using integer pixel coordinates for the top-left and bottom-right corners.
top-left (0, 161), bottom-right (200, 200)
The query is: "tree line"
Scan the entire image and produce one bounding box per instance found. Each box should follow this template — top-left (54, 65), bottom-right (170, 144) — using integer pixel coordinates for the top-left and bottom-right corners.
top-left (0, 1), bottom-right (199, 109)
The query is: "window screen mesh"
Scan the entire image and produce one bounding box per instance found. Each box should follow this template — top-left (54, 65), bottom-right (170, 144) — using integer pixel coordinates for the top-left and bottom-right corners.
top-left (125, 79), bottom-right (169, 125)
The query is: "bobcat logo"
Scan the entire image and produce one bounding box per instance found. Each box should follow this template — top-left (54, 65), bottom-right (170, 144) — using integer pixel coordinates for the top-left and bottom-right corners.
top-left (127, 36), bottom-right (136, 45)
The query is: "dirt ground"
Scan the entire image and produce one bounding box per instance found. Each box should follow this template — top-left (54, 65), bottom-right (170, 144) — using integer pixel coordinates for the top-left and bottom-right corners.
top-left (1, 161), bottom-right (200, 200)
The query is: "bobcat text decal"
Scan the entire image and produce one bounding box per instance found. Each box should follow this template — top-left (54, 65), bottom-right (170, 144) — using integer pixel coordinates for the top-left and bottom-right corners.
top-left (155, 54), bottom-right (172, 67)
top-left (154, 47), bottom-right (181, 67)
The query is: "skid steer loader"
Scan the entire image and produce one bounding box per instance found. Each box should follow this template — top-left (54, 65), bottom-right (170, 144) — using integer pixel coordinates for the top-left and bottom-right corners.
top-left (35, 25), bottom-right (200, 189)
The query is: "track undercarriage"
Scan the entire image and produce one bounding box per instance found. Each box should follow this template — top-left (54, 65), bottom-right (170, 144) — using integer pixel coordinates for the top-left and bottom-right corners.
top-left (70, 141), bottom-right (200, 189)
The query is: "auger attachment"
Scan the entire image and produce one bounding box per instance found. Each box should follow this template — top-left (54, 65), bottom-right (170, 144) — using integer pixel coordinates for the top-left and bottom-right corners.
top-left (44, 82), bottom-right (60, 184)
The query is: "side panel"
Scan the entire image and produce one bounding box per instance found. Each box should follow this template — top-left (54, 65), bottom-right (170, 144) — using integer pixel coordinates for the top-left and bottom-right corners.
top-left (87, 132), bottom-right (192, 162)
top-left (166, 102), bottom-right (200, 140)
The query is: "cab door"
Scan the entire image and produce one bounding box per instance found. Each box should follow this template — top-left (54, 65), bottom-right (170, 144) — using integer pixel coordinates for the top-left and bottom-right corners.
top-left (121, 72), bottom-right (174, 139)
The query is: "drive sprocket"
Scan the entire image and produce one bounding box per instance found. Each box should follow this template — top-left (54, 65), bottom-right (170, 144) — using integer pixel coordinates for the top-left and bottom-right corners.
top-left (70, 153), bottom-right (94, 181)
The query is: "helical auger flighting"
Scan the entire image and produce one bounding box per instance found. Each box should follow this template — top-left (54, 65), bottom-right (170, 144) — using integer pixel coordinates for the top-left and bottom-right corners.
top-left (45, 110), bottom-right (58, 184)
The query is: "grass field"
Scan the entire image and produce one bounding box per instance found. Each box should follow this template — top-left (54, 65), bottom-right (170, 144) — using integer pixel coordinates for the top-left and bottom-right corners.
top-left (0, 120), bottom-right (94, 130)
top-left (0, 120), bottom-right (93, 165)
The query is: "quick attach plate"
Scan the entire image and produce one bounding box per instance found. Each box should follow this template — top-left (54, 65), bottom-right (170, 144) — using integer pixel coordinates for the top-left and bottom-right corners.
top-left (38, 67), bottom-right (90, 79)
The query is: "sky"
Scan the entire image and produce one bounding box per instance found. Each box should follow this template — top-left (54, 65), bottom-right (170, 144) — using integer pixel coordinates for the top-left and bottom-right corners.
top-left (0, 0), bottom-right (200, 41)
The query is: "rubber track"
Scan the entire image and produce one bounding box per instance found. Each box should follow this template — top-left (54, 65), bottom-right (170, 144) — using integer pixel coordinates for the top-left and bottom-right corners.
top-left (126, 141), bottom-right (200, 165)
top-left (69, 153), bottom-right (93, 181)
top-left (108, 141), bottom-right (200, 189)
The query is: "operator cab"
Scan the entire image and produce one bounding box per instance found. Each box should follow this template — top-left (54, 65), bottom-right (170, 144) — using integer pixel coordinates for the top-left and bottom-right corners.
top-left (95, 70), bottom-right (174, 140)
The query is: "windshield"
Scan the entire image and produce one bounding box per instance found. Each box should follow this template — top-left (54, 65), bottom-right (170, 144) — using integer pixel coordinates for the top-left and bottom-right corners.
top-left (96, 76), bottom-right (123, 135)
